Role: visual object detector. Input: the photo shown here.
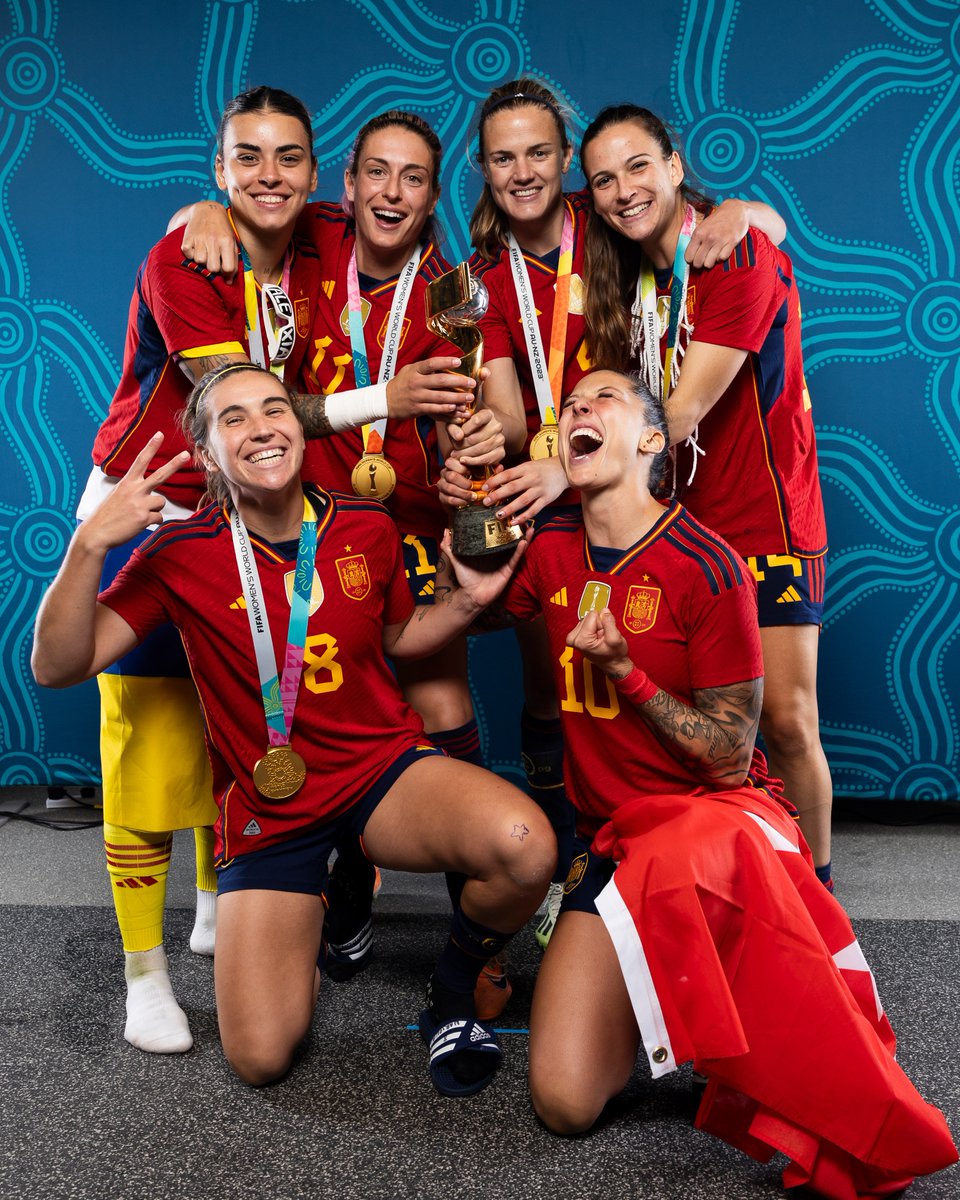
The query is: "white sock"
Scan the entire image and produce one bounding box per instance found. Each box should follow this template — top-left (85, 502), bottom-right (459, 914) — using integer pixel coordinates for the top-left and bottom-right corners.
top-left (123, 946), bottom-right (193, 1054)
top-left (189, 888), bottom-right (216, 957)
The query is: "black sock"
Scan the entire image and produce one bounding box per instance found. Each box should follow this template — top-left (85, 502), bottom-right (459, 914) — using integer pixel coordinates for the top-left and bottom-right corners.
top-left (433, 907), bottom-right (509, 1004)
top-left (520, 706), bottom-right (575, 882)
top-left (325, 836), bottom-right (375, 945)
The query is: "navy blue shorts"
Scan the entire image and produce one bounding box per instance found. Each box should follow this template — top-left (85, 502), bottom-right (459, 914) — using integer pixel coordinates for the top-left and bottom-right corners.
top-left (746, 553), bottom-right (826, 627)
top-left (400, 532), bottom-right (441, 604)
top-left (216, 744), bottom-right (444, 896)
top-left (557, 836), bottom-right (616, 917)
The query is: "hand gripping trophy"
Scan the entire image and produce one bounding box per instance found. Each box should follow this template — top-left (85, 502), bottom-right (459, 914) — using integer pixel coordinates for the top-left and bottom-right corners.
top-left (425, 262), bottom-right (523, 556)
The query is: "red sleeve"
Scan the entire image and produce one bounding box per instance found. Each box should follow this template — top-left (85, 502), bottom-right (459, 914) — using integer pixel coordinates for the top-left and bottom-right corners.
top-left (381, 521), bottom-right (416, 626)
top-left (686, 568), bottom-right (763, 690)
top-left (477, 259), bottom-right (516, 363)
top-left (690, 229), bottom-right (783, 355)
top-left (142, 230), bottom-right (244, 358)
top-left (500, 540), bottom-right (543, 623)
top-left (98, 545), bottom-right (173, 642)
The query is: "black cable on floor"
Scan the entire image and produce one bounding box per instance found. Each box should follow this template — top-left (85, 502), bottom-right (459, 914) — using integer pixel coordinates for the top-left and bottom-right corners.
top-left (0, 810), bottom-right (103, 831)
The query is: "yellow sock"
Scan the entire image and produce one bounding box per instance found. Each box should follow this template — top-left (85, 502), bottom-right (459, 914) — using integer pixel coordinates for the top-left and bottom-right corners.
top-left (194, 825), bottom-right (217, 892)
top-left (104, 822), bottom-right (171, 953)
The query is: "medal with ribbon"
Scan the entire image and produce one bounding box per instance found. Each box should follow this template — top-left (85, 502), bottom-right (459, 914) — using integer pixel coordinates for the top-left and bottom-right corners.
top-left (507, 204), bottom-right (574, 460)
top-left (346, 243), bottom-right (422, 500)
top-left (230, 495), bottom-right (319, 801)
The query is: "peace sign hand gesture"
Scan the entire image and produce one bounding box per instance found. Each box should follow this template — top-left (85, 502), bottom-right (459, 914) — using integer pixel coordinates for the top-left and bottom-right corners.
top-left (80, 433), bottom-right (190, 555)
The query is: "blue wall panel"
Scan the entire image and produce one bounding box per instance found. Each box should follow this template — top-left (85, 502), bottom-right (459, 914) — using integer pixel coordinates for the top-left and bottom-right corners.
top-left (2, 0), bottom-right (958, 800)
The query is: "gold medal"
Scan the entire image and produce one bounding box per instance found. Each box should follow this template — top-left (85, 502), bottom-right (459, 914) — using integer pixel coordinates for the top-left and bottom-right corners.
top-left (252, 744), bottom-right (307, 800)
top-left (351, 452), bottom-right (397, 500)
top-left (529, 423), bottom-right (560, 460)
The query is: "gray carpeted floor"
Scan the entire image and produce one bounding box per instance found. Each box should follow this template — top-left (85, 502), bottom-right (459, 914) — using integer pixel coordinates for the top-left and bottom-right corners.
top-left (1, 902), bottom-right (959, 1200)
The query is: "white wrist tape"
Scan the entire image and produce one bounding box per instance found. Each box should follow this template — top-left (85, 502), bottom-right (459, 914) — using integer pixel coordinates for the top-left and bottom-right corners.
top-left (324, 382), bottom-right (390, 432)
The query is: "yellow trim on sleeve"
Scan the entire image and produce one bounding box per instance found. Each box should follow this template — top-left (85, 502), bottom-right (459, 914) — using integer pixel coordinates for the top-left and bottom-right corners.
top-left (179, 341), bottom-right (245, 359)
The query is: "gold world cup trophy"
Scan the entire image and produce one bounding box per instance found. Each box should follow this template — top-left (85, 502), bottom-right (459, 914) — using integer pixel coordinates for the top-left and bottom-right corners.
top-left (425, 262), bottom-right (523, 557)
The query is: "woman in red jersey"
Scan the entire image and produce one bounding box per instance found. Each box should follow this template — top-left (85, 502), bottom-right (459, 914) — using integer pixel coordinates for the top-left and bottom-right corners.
top-left (80, 86), bottom-right (341, 1056)
top-left (440, 79), bottom-right (788, 946)
top-left (496, 367), bottom-right (956, 1198)
top-left (34, 363), bottom-right (553, 1098)
top-left (176, 110), bottom-right (511, 1002)
top-left (578, 105), bottom-right (833, 885)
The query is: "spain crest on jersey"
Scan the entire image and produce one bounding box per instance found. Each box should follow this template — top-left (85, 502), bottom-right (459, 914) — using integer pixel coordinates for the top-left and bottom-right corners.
top-left (376, 310), bottom-right (410, 352)
top-left (336, 553), bottom-right (371, 600)
top-left (284, 567), bottom-right (324, 615)
top-left (622, 585), bottom-right (661, 634)
top-left (295, 297), bottom-right (310, 338)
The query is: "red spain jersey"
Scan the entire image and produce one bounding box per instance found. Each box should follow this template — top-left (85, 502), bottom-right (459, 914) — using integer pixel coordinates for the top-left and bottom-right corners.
top-left (93, 221), bottom-right (321, 509)
top-left (297, 202), bottom-right (454, 540)
top-left (471, 190), bottom-right (593, 453)
top-left (98, 485), bottom-right (428, 860)
top-left (503, 501), bottom-right (768, 839)
top-left (647, 227), bottom-right (827, 559)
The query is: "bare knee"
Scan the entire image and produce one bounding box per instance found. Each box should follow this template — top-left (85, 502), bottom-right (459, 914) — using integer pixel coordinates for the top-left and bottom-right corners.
top-left (223, 1032), bottom-right (297, 1087)
top-left (761, 702), bottom-right (821, 761)
top-left (531, 1076), bottom-right (605, 1135)
top-left (493, 800), bottom-right (556, 892)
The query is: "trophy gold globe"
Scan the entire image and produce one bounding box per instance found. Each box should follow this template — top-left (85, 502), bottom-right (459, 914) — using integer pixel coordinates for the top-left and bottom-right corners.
top-left (424, 262), bottom-right (523, 557)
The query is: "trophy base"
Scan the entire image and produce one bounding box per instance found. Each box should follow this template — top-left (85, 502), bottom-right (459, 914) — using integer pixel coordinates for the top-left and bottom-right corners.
top-left (452, 504), bottom-right (523, 558)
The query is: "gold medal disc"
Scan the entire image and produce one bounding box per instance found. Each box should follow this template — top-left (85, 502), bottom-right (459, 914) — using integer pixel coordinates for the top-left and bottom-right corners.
top-left (351, 453), bottom-right (397, 500)
top-left (529, 424), bottom-right (560, 461)
top-left (253, 744), bottom-right (307, 800)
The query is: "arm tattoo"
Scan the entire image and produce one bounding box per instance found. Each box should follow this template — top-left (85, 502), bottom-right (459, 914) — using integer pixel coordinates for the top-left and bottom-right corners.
top-left (291, 392), bottom-right (334, 439)
top-left (188, 352), bottom-right (244, 380)
top-left (638, 678), bottom-right (762, 786)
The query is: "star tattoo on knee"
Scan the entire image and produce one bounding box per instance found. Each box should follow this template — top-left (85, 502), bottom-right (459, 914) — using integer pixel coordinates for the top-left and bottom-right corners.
top-left (511, 823), bottom-right (530, 841)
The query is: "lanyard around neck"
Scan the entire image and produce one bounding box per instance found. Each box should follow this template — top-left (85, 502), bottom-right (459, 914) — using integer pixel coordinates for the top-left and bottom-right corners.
top-left (506, 204), bottom-right (574, 427)
top-left (229, 210), bottom-right (294, 378)
top-left (636, 203), bottom-right (697, 403)
top-left (229, 495), bottom-right (319, 747)
top-left (346, 242), bottom-right (422, 453)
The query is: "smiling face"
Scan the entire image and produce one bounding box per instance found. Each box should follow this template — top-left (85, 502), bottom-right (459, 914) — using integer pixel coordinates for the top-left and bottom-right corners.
top-left (559, 369), bottom-right (665, 493)
top-left (480, 104), bottom-right (572, 237)
top-left (200, 370), bottom-right (304, 502)
top-left (583, 119), bottom-right (686, 266)
top-left (215, 109), bottom-right (317, 242)
top-left (344, 125), bottom-right (440, 277)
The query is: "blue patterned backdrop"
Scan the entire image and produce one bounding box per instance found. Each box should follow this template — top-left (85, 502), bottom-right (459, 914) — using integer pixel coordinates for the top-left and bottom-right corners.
top-left (2, 0), bottom-right (958, 801)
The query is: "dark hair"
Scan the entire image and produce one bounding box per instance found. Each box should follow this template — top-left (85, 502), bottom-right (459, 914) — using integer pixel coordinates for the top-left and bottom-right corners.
top-left (216, 86), bottom-right (316, 162)
top-left (180, 363), bottom-right (298, 505)
top-left (470, 79), bottom-right (572, 262)
top-left (343, 110), bottom-right (444, 246)
top-left (580, 105), bottom-right (711, 370)
top-left (624, 370), bottom-right (671, 495)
